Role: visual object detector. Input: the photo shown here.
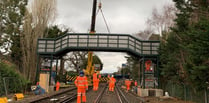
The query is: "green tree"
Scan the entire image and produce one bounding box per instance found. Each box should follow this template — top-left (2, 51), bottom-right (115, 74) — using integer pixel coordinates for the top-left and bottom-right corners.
top-left (44, 25), bottom-right (69, 38)
top-left (160, 0), bottom-right (209, 90)
top-left (124, 55), bottom-right (139, 80)
top-left (160, 0), bottom-right (192, 84)
top-left (121, 67), bottom-right (131, 76)
top-left (80, 54), bottom-right (103, 72)
top-left (0, 0), bottom-right (27, 72)
top-left (185, 18), bottom-right (209, 90)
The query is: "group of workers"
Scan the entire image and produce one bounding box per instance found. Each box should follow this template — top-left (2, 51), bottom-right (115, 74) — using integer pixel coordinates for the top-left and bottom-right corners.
top-left (74, 70), bottom-right (138, 103)
top-left (74, 71), bottom-right (117, 103)
top-left (32, 81), bottom-right (60, 95)
top-left (93, 72), bottom-right (100, 91)
top-left (35, 71), bottom-right (137, 103)
top-left (125, 79), bottom-right (138, 92)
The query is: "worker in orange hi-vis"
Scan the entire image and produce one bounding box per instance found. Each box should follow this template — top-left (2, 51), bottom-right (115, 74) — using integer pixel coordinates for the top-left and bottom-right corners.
top-left (109, 75), bottom-right (116, 92)
top-left (134, 80), bottom-right (138, 94)
top-left (93, 72), bottom-right (98, 91)
top-left (95, 78), bottom-right (99, 91)
top-left (134, 80), bottom-right (137, 87)
top-left (56, 81), bottom-right (60, 91)
top-left (125, 79), bottom-right (132, 92)
top-left (75, 71), bottom-right (88, 103)
top-left (97, 74), bottom-right (101, 90)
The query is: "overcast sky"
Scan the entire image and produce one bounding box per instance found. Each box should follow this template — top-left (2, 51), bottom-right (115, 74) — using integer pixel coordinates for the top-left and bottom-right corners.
top-left (55, 0), bottom-right (173, 73)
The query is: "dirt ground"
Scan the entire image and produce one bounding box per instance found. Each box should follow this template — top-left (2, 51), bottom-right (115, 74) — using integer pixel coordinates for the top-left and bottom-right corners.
top-left (143, 97), bottom-right (195, 103)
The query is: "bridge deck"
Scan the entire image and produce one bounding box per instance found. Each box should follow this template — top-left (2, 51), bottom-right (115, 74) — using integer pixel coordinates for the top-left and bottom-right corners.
top-left (37, 33), bottom-right (160, 57)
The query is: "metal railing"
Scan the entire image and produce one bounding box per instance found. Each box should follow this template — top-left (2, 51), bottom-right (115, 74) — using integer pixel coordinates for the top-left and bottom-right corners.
top-left (37, 33), bottom-right (160, 57)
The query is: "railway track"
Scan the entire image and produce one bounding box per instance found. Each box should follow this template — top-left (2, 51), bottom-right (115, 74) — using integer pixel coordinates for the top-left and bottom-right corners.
top-left (30, 87), bottom-right (77, 103)
top-left (26, 83), bottom-right (143, 103)
top-left (93, 84), bottom-right (108, 103)
top-left (116, 82), bottom-right (145, 103)
top-left (93, 83), bottom-right (131, 103)
top-left (115, 85), bottom-right (130, 103)
top-left (56, 93), bottom-right (77, 103)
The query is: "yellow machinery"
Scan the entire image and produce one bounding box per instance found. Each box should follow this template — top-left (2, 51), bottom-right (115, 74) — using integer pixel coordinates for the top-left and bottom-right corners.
top-left (0, 97), bottom-right (7, 103)
top-left (84, 51), bottom-right (95, 76)
top-left (14, 93), bottom-right (24, 101)
top-left (83, 51), bottom-right (95, 85)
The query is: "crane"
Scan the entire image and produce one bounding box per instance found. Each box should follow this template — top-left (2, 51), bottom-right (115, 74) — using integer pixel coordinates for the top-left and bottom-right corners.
top-left (83, 0), bottom-right (110, 85)
top-left (83, 0), bottom-right (97, 85)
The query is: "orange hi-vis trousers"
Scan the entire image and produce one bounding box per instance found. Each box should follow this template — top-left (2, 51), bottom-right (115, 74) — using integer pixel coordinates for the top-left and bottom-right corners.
top-left (109, 84), bottom-right (115, 91)
top-left (125, 80), bottom-right (131, 91)
top-left (93, 79), bottom-right (99, 91)
top-left (77, 88), bottom-right (86, 103)
top-left (95, 79), bottom-right (99, 90)
top-left (126, 85), bottom-right (130, 91)
top-left (109, 77), bottom-right (116, 92)
top-left (56, 82), bottom-right (60, 91)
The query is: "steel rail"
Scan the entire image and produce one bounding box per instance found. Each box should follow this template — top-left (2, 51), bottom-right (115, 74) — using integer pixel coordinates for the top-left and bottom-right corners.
top-left (116, 85), bottom-right (130, 103)
top-left (115, 86), bottom-right (123, 103)
top-left (30, 87), bottom-right (77, 103)
top-left (93, 84), bottom-right (107, 103)
top-left (58, 86), bottom-right (93, 103)
top-left (57, 93), bottom-right (77, 103)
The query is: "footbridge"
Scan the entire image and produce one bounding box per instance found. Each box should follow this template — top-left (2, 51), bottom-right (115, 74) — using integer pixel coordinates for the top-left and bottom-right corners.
top-left (37, 33), bottom-right (159, 57)
top-left (36, 33), bottom-right (160, 89)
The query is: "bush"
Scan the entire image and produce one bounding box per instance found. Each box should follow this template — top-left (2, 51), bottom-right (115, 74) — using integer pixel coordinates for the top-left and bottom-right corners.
top-left (0, 61), bottom-right (29, 96)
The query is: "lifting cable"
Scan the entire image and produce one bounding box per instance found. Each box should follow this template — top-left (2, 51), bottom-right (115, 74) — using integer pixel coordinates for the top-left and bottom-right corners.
top-left (96, 0), bottom-right (111, 33)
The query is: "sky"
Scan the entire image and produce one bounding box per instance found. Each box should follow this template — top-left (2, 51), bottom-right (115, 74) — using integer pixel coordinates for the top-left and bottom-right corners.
top-left (55, 0), bottom-right (173, 73)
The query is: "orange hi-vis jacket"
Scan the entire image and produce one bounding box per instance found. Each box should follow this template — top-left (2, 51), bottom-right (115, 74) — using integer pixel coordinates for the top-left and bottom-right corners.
top-left (134, 81), bottom-right (137, 86)
top-left (75, 76), bottom-right (88, 89)
top-left (109, 77), bottom-right (116, 85)
top-left (56, 81), bottom-right (60, 91)
top-left (125, 80), bottom-right (131, 86)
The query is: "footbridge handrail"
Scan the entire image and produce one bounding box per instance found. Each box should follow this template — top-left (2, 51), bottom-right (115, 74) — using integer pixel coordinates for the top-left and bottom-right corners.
top-left (37, 33), bottom-right (160, 57)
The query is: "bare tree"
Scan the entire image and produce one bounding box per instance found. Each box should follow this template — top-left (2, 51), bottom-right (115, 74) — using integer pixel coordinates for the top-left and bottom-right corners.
top-left (31, 0), bottom-right (57, 38)
top-left (20, 0), bottom-right (57, 82)
top-left (146, 4), bottom-right (177, 37)
top-left (64, 52), bottom-right (88, 73)
top-left (134, 28), bottom-right (154, 40)
top-left (135, 4), bottom-right (176, 41)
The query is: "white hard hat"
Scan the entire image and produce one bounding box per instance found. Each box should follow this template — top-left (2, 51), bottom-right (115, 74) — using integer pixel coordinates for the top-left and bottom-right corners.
top-left (111, 75), bottom-right (114, 77)
top-left (31, 86), bottom-right (37, 91)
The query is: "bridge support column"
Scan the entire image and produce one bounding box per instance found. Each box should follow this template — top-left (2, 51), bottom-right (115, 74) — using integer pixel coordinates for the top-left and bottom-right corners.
top-left (35, 55), bottom-right (40, 84)
top-left (140, 57), bottom-right (159, 89)
top-left (55, 57), bottom-right (58, 84)
top-left (49, 55), bottom-right (53, 85)
top-left (157, 56), bottom-right (159, 89)
top-left (35, 55), bottom-right (56, 92)
top-left (143, 58), bottom-right (145, 88)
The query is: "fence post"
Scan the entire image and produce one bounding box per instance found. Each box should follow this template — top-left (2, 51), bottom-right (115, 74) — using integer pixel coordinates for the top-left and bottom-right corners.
top-left (0, 72), bottom-right (2, 96)
top-left (184, 83), bottom-right (186, 101)
top-left (3, 78), bottom-right (7, 96)
top-left (205, 88), bottom-right (208, 103)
